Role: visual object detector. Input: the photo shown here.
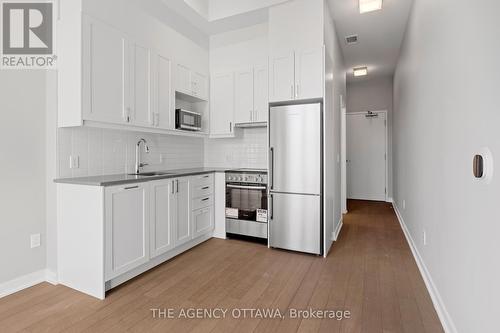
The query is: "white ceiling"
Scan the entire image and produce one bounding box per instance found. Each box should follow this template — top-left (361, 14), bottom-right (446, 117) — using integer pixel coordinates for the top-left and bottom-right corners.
top-left (328, 0), bottom-right (413, 82)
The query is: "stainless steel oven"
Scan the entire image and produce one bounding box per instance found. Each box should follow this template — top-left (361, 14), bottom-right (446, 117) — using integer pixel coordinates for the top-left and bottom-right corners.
top-left (225, 169), bottom-right (268, 239)
top-left (175, 108), bottom-right (202, 131)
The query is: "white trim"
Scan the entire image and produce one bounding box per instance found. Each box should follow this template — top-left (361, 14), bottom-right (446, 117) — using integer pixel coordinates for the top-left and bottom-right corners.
top-left (346, 110), bottom-right (389, 202)
top-left (45, 269), bottom-right (59, 285)
top-left (386, 197), bottom-right (393, 203)
top-left (0, 269), bottom-right (49, 299)
top-left (393, 203), bottom-right (457, 333)
top-left (333, 216), bottom-right (343, 241)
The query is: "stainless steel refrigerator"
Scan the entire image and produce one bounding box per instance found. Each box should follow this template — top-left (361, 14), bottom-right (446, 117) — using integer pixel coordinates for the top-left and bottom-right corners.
top-left (269, 102), bottom-right (322, 255)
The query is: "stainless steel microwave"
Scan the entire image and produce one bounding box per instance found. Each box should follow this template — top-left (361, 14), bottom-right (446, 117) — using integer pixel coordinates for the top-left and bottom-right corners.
top-left (175, 109), bottom-right (202, 131)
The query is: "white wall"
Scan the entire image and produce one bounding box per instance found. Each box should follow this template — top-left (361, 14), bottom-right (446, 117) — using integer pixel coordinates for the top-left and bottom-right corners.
top-left (393, 1), bottom-right (500, 332)
top-left (0, 71), bottom-right (47, 284)
top-left (205, 128), bottom-right (267, 169)
top-left (347, 76), bottom-right (393, 198)
top-left (209, 0), bottom-right (288, 21)
top-left (324, 1), bottom-right (346, 245)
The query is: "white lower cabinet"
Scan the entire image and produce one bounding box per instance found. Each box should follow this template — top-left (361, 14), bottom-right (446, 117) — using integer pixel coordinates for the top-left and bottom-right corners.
top-left (192, 206), bottom-right (214, 239)
top-left (173, 178), bottom-right (192, 247)
top-left (105, 184), bottom-right (150, 281)
top-left (150, 180), bottom-right (175, 258)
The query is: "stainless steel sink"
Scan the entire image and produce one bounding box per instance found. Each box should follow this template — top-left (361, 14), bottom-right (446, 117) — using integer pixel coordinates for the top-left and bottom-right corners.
top-left (129, 172), bottom-right (174, 177)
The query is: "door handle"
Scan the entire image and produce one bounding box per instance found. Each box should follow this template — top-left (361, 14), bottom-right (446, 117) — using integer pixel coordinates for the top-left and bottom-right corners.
top-left (270, 147), bottom-right (274, 190)
top-left (270, 194), bottom-right (273, 220)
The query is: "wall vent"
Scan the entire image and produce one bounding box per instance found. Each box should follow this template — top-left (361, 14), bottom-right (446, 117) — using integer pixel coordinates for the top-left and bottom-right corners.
top-left (345, 35), bottom-right (358, 45)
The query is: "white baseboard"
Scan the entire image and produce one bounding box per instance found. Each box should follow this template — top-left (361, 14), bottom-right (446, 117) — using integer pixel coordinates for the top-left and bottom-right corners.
top-left (44, 269), bottom-right (59, 285)
top-left (333, 217), bottom-right (343, 241)
top-left (386, 197), bottom-right (394, 203)
top-left (0, 269), bottom-right (49, 299)
top-left (393, 204), bottom-right (457, 333)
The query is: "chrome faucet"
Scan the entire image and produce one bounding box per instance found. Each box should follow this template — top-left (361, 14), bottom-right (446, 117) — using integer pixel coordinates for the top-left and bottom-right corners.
top-left (134, 138), bottom-right (150, 174)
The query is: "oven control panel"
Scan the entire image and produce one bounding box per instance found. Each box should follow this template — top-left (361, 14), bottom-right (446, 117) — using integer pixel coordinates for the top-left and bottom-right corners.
top-left (226, 172), bottom-right (268, 184)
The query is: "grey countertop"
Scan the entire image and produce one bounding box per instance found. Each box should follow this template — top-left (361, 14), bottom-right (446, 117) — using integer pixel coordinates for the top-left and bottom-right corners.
top-left (54, 167), bottom-right (230, 187)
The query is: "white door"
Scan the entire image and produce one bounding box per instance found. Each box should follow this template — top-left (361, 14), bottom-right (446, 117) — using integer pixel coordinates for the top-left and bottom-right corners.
top-left (150, 180), bottom-right (175, 258)
top-left (269, 51), bottom-right (295, 102)
top-left (154, 53), bottom-right (173, 129)
top-left (174, 178), bottom-right (192, 247)
top-left (131, 43), bottom-right (151, 127)
top-left (176, 64), bottom-right (191, 94)
top-left (347, 112), bottom-right (387, 201)
top-left (210, 72), bottom-right (234, 136)
top-left (105, 184), bottom-right (149, 281)
top-left (192, 72), bottom-right (208, 100)
top-left (295, 47), bottom-right (324, 100)
top-left (253, 65), bottom-right (269, 122)
top-left (84, 18), bottom-right (129, 124)
top-left (234, 68), bottom-right (254, 124)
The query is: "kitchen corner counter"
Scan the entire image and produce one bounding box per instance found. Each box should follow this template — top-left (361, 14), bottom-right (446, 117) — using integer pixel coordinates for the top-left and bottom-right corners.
top-left (54, 168), bottom-right (229, 187)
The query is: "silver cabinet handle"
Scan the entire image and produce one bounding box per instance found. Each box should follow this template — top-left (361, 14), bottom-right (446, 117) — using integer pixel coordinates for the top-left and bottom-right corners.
top-left (124, 185), bottom-right (139, 190)
top-left (296, 84), bottom-right (299, 99)
top-left (171, 180), bottom-right (175, 194)
top-left (230, 122), bottom-right (232, 133)
top-left (176, 180), bottom-right (179, 193)
top-left (291, 85), bottom-right (294, 99)
top-left (201, 197), bottom-right (210, 202)
top-left (202, 186), bottom-right (210, 190)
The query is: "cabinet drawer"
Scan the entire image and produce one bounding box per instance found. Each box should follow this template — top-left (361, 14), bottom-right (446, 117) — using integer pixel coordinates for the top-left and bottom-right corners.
top-left (192, 195), bottom-right (213, 210)
top-left (226, 219), bottom-right (268, 239)
top-left (192, 183), bottom-right (213, 198)
top-left (192, 206), bottom-right (214, 238)
top-left (191, 173), bottom-right (213, 187)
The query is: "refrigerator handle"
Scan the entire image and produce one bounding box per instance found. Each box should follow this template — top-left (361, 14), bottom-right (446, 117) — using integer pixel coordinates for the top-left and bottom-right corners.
top-left (270, 147), bottom-right (274, 190)
top-left (270, 194), bottom-right (273, 220)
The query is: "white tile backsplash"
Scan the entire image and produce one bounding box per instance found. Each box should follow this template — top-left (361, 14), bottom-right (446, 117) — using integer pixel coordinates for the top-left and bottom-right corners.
top-left (58, 127), bottom-right (205, 178)
top-left (204, 127), bottom-right (268, 169)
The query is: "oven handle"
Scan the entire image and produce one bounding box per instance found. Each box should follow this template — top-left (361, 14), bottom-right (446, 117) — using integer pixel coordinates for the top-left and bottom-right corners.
top-left (226, 184), bottom-right (267, 190)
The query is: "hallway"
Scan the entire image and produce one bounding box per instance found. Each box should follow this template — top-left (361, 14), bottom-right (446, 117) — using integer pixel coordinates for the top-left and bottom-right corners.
top-left (0, 200), bottom-right (442, 333)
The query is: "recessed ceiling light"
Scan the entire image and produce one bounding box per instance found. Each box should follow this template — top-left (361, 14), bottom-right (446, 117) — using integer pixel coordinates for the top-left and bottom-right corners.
top-left (359, 0), bottom-right (383, 14)
top-left (353, 67), bottom-right (368, 77)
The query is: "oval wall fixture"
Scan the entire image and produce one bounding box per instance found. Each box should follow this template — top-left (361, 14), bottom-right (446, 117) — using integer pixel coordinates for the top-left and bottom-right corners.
top-left (473, 147), bottom-right (494, 184)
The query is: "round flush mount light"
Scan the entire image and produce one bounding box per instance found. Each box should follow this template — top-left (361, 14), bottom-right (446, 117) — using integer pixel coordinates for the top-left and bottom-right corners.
top-left (473, 147), bottom-right (493, 183)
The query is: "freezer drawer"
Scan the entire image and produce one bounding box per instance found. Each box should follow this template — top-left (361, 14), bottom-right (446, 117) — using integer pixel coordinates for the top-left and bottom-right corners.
top-left (226, 219), bottom-right (268, 239)
top-left (269, 192), bottom-right (321, 255)
top-left (269, 103), bottom-right (322, 194)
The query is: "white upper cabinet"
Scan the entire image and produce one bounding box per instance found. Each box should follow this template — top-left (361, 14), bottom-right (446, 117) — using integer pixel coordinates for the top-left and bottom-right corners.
top-left (105, 184), bottom-right (149, 281)
top-left (269, 52), bottom-right (295, 102)
top-left (130, 43), bottom-right (152, 127)
top-left (268, 0), bottom-right (325, 102)
top-left (234, 68), bottom-right (255, 124)
top-left (176, 64), bottom-right (208, 101)
top-left (192, 72), bottom-right (209, 100)
top-left (295, 47), bottom-right (324, 100)
top-left (254, 65), bottom-right (269, 122)
top-left (210, 72), bottom-right (235, 137)
top-left (83, 17), bottom-right (129, 124)
top-left (153, 53), bottom-right (174, 130)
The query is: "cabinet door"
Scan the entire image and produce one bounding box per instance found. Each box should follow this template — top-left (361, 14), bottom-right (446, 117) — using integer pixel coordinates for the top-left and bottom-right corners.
top-left (176, 64), bottom-right (191, 94)
top-left (84, 19), bottom-right (129, 124)
top-left (295, 47), bottom-right (324, 100)
top-left (253, 65), bottom-right (269, 122)
top-left (269, 52), bottom-right (295, 102)
top-left (174, 178), bottom-right (192, 247)
top-left (192, 206), bottom-right (214, 239)
top-left (150, 180), bottom-right (175, 258)
top-left (210, 72), bottom-right (234, 136)
top-left (192, 72), bottom-right (208, 101)
top-left (154, 54), bottom-right (173, 129)
top-left (234, 68), bottom-right (254, 124)
top-left (105, 184), bottom-right (149, 281)
top-left (131, 43), bottom-right (152, 127)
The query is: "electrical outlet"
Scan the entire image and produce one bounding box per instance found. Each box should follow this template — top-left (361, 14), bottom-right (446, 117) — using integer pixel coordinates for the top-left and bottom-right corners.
top-left (69, 155), bottom-right (80, 169)
top-left (30, 234), bottom-right (41, 248)
top-left (402, 199), bottom-right (406, 210)
top-left (423, 230), bottom-right (427, 246)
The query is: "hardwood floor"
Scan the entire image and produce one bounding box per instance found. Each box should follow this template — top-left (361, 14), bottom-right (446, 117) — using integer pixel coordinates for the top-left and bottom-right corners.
top-left (0, 200), bottom-right (443, 333)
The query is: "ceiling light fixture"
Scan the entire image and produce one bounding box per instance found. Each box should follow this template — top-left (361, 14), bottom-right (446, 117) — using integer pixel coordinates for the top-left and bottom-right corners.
top-left (359, 0), bottom-right (383, 14)
top-left (353, 67), bottom-right (368, 77)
